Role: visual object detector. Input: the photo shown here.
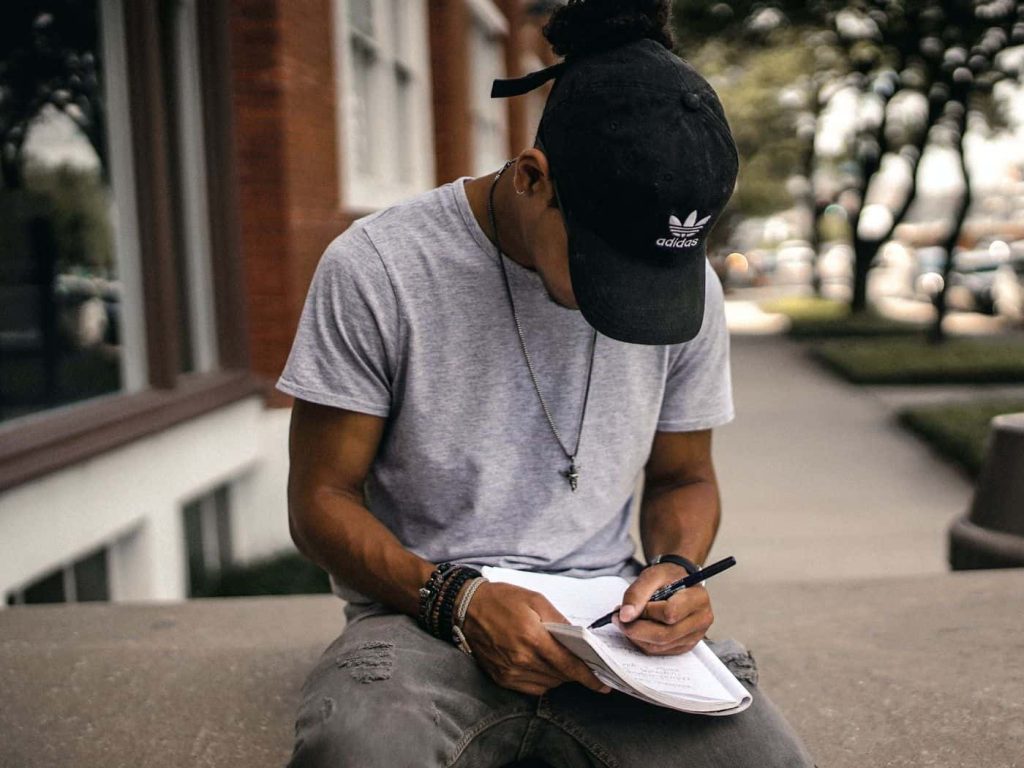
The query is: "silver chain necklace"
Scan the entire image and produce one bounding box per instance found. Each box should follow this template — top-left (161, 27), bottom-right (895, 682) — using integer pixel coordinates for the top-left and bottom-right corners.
top-left (487, 160), bottom-right (597, 492)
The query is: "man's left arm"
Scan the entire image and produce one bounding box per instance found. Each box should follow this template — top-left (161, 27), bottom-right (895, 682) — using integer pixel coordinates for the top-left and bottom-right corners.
top-left (614, 428), bottom-right (720, 655)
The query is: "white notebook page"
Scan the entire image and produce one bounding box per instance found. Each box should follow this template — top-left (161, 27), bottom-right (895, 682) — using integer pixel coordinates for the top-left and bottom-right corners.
top-left (483, 566), bottom-right (738, 705)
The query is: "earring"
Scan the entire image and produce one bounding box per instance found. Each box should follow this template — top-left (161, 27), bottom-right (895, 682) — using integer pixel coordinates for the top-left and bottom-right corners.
top-left (514, 186), bottom-right (525, 196)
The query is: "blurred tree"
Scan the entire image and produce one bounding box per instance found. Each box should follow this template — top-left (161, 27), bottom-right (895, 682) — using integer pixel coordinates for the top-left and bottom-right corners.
top-left (672, 1), bottom-right (839, 252)
top-left (672, 0), bottom-right (1023, 320)
top-left (0, 2), bottom-right (108, 190)
top-left (23, 163), bottom-right (115, 274)
top-left (821, 0), bottom-right (1021, 316)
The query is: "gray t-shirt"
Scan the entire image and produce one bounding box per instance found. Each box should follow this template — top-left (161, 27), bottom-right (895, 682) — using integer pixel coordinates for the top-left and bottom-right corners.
top-left (276, 178), bottom-right (733, 603)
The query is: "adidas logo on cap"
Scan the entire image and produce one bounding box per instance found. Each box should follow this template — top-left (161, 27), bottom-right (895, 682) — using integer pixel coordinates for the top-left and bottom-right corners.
top-left (657, 211), bottom-right (711, 249)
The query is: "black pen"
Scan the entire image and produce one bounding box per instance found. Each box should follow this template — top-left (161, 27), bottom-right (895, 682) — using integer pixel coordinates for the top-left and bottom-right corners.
top-left (587, 556), bottom-right (737, 630)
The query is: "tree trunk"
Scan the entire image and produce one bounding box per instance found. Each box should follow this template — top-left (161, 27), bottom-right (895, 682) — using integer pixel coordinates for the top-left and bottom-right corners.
top-left (928, 98), bottom-right (972, 345)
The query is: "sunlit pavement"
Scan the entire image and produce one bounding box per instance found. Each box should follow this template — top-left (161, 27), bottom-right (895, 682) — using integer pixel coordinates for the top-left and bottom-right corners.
top-left (709, 334), bottom-right (971, 583)
top-left (723, 300), bottom-right (791, 335)
top-left (696, 289), bottom-right (1018, 584)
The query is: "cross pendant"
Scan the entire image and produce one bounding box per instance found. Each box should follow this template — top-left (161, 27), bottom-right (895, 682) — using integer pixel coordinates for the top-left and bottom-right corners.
top-left (564, 459), bottom-right (580, 493)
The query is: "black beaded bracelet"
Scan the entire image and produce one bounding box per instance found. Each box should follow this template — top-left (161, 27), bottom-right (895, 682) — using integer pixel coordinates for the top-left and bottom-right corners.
top-left (418, 562), bottom-right (457, 633)
top-left (431, 567), bottom-right (466, 637)
top-left (427, 566), bottom-right (462, 636)
top-left (438, 568), bottom-right (479, 642)
top-left (418, 563), bottom-right (481, 640)
top-left (438, 573), bottom-right (473, 643)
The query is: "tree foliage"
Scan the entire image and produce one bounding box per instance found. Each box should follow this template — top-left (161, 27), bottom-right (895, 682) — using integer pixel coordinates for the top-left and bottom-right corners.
top-left (0, 2), bottom-right (107, 190)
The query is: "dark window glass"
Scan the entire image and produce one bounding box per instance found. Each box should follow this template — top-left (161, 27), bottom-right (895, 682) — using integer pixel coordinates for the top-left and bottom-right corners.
top-left (73, 547), bottom-right (109, 601)
top-left (0, 2), bottom-right (124, 423)
top-left (23, 567), bottom-right (65, 604)
top-left (214, 484), bottom-right (233, 571)
top-left (182, 483), bottom-right (233, 597)
top-left (183, 496), bottom-right (206, 596)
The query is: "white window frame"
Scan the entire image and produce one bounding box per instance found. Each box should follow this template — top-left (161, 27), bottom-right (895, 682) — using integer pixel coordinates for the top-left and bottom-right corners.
top-left (100, 0), bottom-right (149, 393)
top-left (331, 0), bottom-right (436, 211)
top-left (170, 0), bottom-right (219, 373)
top-left (467, 0), bottom-right (509, 176)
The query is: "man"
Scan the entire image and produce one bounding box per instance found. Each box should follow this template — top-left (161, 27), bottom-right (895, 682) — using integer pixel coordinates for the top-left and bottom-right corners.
top-left (277, 29), bottom-right (813, 768)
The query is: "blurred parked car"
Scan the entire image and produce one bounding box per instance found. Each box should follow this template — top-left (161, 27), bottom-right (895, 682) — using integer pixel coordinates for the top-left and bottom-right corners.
top-left (912, 246), bottom-right (947, 303)
top-left (817, 241), bottom-right (853, 295)
top-left (993, 258), bottom-right (1024, 323)
top-left (774, 240), bottom-right (815, 285)
top-left (746, 247), bottom-right (777, 279)
top-left (868, 241), bottom-right (915, 301)
top-left (719, 251), bottom-right (758, 288)
top-left (913, 241), bottom-right (1021, 316)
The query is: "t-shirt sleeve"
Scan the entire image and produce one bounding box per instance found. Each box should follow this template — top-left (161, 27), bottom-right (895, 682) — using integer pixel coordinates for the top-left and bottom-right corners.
top-left (656, 261), bottom-right (734, 432)
top-left (275, 228), bottom-right (399, 417)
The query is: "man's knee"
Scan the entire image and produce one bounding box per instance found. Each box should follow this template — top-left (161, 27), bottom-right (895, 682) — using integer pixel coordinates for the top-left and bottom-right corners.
top-left (288, 689), bottom-right (451, 768)
top-left (287, 615), bottom-right (525, 767)
top-left (288, 624), bottom-right (443, 766)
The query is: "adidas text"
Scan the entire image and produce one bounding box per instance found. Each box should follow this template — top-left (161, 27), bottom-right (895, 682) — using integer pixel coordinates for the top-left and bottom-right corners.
top-left (657, 236), bottom-right (700, 248)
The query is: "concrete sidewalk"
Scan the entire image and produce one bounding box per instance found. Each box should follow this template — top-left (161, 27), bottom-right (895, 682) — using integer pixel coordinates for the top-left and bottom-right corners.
top-left (711, 334), bottom-right (973, 582)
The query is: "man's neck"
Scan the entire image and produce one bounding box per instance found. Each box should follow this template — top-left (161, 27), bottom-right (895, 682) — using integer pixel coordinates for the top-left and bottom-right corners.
top-left (463, 169), bottom-right (535, 271)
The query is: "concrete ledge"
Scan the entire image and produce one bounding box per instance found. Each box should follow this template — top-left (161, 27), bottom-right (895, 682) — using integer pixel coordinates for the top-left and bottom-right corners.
top-left (1, 570), bottom-right (1023, 767)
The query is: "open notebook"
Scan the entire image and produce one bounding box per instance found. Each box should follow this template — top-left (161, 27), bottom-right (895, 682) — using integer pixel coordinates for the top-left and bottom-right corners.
top-left (481, 566), bottom-right (753, 716)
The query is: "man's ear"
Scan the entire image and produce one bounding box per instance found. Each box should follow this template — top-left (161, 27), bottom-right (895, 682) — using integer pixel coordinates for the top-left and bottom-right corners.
top-left (513, 148), bottom-right (554, 199)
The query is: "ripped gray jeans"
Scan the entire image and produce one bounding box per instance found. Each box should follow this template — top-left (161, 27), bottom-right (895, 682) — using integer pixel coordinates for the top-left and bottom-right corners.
top-left (285, 609), bottom-right (815, 768)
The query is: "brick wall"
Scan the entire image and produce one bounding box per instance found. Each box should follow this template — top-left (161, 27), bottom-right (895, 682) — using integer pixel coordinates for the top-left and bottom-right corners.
top-left (230, 0), bottom-right (541, 406)
top-left (229, 0), bottom-right (355, 406)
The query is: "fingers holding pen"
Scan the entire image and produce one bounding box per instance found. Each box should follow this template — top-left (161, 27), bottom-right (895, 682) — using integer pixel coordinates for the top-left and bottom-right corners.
top-left (613, 585), bottom-right (714, 655)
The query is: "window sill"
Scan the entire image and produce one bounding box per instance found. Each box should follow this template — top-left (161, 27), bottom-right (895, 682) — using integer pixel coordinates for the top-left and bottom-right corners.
top-left (0, 370), bottom-right (269, 492)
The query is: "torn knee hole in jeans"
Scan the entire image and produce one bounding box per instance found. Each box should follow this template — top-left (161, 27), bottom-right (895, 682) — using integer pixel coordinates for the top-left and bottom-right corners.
top-left (719, 651), bottom-right (758, 686)
top-left (337, 640), bottom-right (396, 683)
top-left (707, 638), bottom-right (759, 686)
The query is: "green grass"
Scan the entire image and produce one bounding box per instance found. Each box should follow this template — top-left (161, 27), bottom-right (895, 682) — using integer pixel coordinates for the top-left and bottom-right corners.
top-left (193, 551), bottom-right (331, 598)
top-left (898, 400), bottom-right (1024, 477)
top-left (811, 337), bottom-right (1024, 384)
top-left (760, 297), bottom-right (927, 339)
top-left (761, 296), bottom-right (848, 321)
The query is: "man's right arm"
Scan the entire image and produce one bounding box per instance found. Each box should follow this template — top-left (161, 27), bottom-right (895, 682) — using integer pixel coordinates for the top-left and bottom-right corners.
top-left (286, 399), bottom-right (432, 616)
top-left (286, 398), bottom-right (608, 696)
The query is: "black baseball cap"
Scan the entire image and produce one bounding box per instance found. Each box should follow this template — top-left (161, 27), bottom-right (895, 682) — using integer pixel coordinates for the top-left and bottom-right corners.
top-left (492, 38), bottom-right (739, 345)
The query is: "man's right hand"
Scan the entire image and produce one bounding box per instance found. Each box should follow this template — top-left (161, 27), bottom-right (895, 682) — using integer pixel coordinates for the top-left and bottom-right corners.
top-left (460, 581), bottom-right (612, 697)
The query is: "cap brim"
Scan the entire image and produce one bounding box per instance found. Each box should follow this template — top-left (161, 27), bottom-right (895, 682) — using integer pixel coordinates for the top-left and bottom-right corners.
top-left (567, 217), bottom-right (707, 346)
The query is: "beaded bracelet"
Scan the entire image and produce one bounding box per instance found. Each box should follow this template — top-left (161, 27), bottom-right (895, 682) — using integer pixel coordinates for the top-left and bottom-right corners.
top-left (418, 562), bottom-right (457, 633)
top-left (432, 569), bottom-right (463, 637)
top-left (428, 566), bottom-right (464, 637)
top-left (417, 563), bottom-right (481, 641)
top-left (438, 568), bottom-right (477, 642)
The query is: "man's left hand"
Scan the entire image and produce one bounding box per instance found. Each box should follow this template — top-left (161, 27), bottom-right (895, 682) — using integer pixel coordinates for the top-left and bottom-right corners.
top-left (613, 564), bottom-right (713, 656)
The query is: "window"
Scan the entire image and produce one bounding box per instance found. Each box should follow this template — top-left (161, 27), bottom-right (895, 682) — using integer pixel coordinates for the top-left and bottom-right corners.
top-left (468, 0), bottom-right (509, 176)
top-left (0, 0), bottom-right (220, 426)
top-left (5, 546), bottom-right (110, 605)
top-left (333, 0), bottom-right (435, 210)
top-left (0, 1), bottom-right (138, 423)
top-left (182, 482), bottom-right (233, 596)
top-left (157, 0), bottom-right (219, 375)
